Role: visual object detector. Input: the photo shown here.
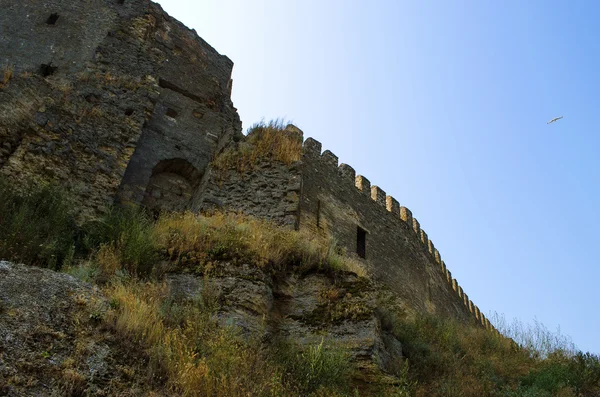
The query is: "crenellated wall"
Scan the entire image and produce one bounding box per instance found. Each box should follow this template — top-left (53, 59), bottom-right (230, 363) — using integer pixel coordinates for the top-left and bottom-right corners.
top-left (299, 137), bottom-right (494, 328)
top-left (0, 0), bottom-right (495, 331)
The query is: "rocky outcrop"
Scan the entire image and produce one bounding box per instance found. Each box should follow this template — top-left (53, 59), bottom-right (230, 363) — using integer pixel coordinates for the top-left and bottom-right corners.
top-left (0, 261), bottom-right (164, 396)
top-left (0, 259), bottom-right (404, 394)
top-left (166, 262), bottom-right (404, 384)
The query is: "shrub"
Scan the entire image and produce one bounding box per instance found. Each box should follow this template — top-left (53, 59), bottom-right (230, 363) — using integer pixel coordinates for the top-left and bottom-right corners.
top-left (273, 338), bottom-right (352, 395)
top-left (82, 205), bottom-right (157, 276)
top-left (0, 178), bottom-right (77, 269)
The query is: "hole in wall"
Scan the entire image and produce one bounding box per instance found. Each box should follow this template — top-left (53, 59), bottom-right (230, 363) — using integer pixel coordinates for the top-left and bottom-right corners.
top-left (165, 108), bottom-right (178, 118)
top-left (116, 0), bottom-right (125, 4)
top-left (124, 108), bottom-right (134, 116)
top-left (46, 13), bottom-right (59, 25)
top-left (40, 64), bottom-right (57, 77)
top-left (85, 94), bottom-right (100, 103)
top-left (356, 226), bottom-right (367, 259)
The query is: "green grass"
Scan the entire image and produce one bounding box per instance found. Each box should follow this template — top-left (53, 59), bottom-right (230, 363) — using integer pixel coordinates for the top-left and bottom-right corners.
top-left (81, 205), bottom-right (157, 277)
top-left (0, 178), bottom-right (77, 268)
top-left (379, 308), bottom-right (600, 397)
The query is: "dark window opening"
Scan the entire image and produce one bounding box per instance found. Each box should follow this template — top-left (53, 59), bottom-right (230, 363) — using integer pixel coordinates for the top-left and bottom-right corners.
top-left (124, 108), bottom-right (134, 116)
top-left (357, 226), bottom-right (367, 259)
top-left (40, 64), bottom-right (57, 77)
top-left (316, 200), bottom-right (321, 228)
top-left (166, 108), bottom-right (178, 118)
top-left (117, 0), bottom-right (125, 4)
top-left (46, 13), bottom-right (59, 25)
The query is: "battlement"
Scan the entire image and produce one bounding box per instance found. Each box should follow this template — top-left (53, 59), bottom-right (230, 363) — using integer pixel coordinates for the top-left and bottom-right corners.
top-left (301, 137), bottom-right (493, 329)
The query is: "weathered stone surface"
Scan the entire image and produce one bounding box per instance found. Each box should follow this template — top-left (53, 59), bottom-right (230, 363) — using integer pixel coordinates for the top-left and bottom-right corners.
top-left (198, 160), bottom-right (302, 228)
top-left (0, 262), bottom-right (163, 396)
top-left (167, 263), bottom-right (274, 335)
top-left (299, 146), bottom-right (472, 322)
top-left (0, 0), bottom-right (241, 219)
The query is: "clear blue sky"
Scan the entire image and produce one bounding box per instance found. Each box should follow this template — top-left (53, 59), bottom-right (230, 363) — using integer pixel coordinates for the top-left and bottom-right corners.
top-left (156, 0), bottom-right (600, 354)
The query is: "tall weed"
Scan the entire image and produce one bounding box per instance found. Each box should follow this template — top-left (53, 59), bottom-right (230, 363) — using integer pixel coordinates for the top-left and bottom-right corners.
top-left (83, 205), bottom-right (157, 276)
top-left (0, 178), bottom-right (77, 268)
top-left (212, 119), bottom-right (302, 174)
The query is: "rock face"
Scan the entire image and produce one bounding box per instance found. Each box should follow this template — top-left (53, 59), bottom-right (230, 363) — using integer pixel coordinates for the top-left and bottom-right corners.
top-left (166, 263), bottom-right (404, 383)
top-left (0, 260), bottom-right (403, 394)
top-left (0, 261), bottom-right (162, 396)
top-left (0, 0), bottom-right (241, 219)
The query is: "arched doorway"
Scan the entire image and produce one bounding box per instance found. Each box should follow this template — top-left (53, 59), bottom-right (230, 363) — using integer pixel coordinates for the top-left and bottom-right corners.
top-left (142, 158), bottom-right (202, 214)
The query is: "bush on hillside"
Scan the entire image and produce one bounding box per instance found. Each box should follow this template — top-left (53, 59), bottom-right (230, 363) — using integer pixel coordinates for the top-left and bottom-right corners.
top-left (0, 178), bottom-right (77, 269)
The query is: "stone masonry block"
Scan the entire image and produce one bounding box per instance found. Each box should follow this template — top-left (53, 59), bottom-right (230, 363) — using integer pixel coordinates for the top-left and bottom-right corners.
top-left (321, 150), bottom-right (338, 168)
top-left (303, 138), bottom-right (322, 157)
top-left (386, 196), bottom-right (400, 215)
top-left (428, 239), bottom-right (434, 255)
top-left (400, 206), bottom-right (413, 225)
top-left (434, 249), bottom-right (441, 264)
top-left (412, 218), bottom-right (420, 236)
top-left (355, 175), bottom-right (371, 196)
top-left (338, 163), bottom-right (356, 183)
top-left (420, 229), bottom-right (428, 247)
top-left (371, 186), bottom-right (386, 207)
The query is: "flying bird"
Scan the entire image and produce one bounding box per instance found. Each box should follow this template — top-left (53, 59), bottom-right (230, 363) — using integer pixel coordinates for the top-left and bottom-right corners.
top-left (547, 116), bottom-right (563, 125)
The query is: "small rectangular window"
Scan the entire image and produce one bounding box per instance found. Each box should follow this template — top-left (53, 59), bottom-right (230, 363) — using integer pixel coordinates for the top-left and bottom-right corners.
top-left (356, 226), bottom-right (367, 259)
top-left (46, 14), bottom-right (59, 25)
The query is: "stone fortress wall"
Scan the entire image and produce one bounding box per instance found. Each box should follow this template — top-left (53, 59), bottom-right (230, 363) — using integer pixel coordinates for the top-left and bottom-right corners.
top-left (0, 0), bottom-right (494, 331)
top-left (298, 137), bottom-right (493, 330)
top-left (0, 0), bottom-right (241, 218)
top-left (197, 131), bottom-right (494, 329)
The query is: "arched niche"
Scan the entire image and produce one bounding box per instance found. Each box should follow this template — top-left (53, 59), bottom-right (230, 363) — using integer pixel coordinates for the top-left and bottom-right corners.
top-left (142, 158), bottom-right (203, 214)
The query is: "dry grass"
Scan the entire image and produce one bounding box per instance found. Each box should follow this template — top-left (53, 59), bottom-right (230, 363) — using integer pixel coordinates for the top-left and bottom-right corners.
top-left (105, 280), bottom-right (351, 396)
top-left (1, 65), bottom-right (14, 87)
top-left (154, 211), bottom-right (367, 277)
top-left (212, 120), bottom-right (302, 174)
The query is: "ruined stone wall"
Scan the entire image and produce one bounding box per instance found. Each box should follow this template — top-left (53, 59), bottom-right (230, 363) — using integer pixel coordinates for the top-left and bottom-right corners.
top-left (196, 160), bottom-right (302, 229)
top-left (299, 138), bottom-right (493, 328)
top-left (0, 0), bottom-right (241, 218)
